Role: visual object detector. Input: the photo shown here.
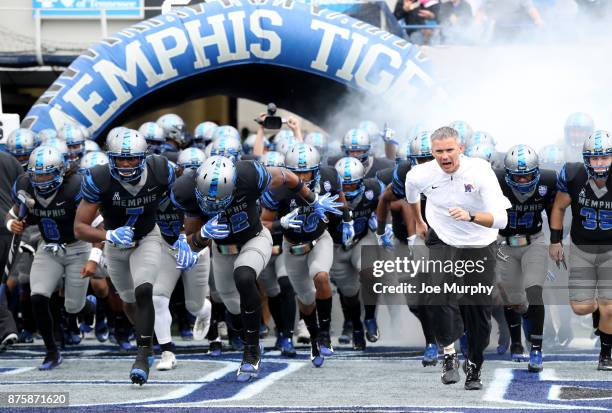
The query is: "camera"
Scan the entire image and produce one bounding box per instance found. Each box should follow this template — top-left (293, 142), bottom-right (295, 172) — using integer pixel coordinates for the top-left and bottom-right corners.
top-left (257, 103), bottom-right (284, 130)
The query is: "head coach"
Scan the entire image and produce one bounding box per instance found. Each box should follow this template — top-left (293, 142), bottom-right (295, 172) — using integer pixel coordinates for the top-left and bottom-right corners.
top-left (402, 126), bottom-right (511, 390)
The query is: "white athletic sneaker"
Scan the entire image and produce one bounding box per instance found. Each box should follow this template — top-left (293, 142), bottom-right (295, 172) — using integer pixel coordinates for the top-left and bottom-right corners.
top-left (296, 319), bottom-right (310, 344)
top-left (218, 321), bottom-right (229, 340)
top-left (156, 351), bottom-right (177, 371)
top-left (193, 299), bottom-right (212, 341)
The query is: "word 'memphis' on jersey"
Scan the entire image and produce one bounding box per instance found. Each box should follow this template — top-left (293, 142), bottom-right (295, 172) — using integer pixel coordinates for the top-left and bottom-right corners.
top-left (495, 169), bottom-right (556, 237)
top-left (328, 178), bottom-right (382, 245)
top-left (171, 160), bottom-right (270, 246)
top-left (12, 173), bottom-right (82, 244)
top-left (376, 161), bottom-right (415, 242)
top-left (558, 162), bottom-right (612, 245)
top-left (81, 155), bottom-right (175, 241)
top-left (262, 166), bottom-right (341, 244)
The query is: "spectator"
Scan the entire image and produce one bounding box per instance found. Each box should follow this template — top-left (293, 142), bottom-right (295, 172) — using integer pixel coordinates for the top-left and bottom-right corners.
top-left (475, 0), bottom-right (544, 42)
top-left (438, 0), bottom-right (474, 43)
top-left (394, 0), bottom-right (441, 45)
top-left (0, 150), bottom-right (25, 352)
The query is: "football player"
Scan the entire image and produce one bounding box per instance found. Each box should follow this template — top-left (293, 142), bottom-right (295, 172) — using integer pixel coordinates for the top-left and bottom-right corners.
top-left (6, 128), bottom-right (38, 171)
top-left (261, 143), bottom-right (345, 367)
top-left (495, 145), bottom-right (556, 372)
top-left (564, 112), bottom-right (594, 162)
top-left (75, 128), bottom-right (176, 385)
top-left (139, 122), bottom-right (166, 155)
top-left (58, 123), bottom-right (87, 169)
top-left (8, 146), bottom-right (95, 370)
top-left (549, 130), bottom-right (612, 370)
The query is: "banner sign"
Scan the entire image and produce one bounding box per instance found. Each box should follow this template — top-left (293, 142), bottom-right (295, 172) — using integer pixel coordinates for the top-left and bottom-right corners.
top-left (24, 0), bottom-right (435, 138)
top-left (32, 0), bottom-right (143, 19)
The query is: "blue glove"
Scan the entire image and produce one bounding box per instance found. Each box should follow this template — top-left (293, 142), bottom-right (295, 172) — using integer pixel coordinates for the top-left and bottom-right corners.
top-left (201, 215), bottom-right (230, 240)
top-left (342, 220), bottom-right (355, 247)
top-left (173, 234), bottom-right (199, 271)
top-left (312, 193), bottom-right (344, 220)
top-left (368, 213), bottom-right (378, 232)
top-left (280, 208), bottom-right (302, 230)
top-left (106, 226), bottom-right (135, 248)
top-left (376, 224), bottom-right (395, 250)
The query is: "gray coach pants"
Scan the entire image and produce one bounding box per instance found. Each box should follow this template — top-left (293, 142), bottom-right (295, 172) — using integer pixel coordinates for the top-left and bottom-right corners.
top-left (30, 240), bottom-right (91, 314)
top-left (104, 226), bottom-right (161, 303)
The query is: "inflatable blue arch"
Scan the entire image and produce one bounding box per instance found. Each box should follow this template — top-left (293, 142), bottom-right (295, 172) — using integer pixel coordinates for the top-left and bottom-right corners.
top-left (23, 0), bottom-right (436, 139)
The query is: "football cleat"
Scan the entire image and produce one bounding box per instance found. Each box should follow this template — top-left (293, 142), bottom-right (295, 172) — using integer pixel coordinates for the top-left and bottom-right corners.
top-left (193, 300), bottom-right (212, 341)
top-left (180, 328), bottom-right (194, 341)
top-left (464, 359), bottom-right (483, 390)
top-left (118, 340), bottom-right (136, 352)
top-left (364, 318), bottom-right (379, 343)
top-left (296, 319), bottom-right (310, 344)
top-left (317, 331), bottom-right (334, 357)
top-left (339, 320), bottom-right (352, 345)
top-left (279, 335), bottom-right (297, 358)
top-left (64, 331), bottom-right (81, 345)
top-left (441, 353), bottom-right (460, 384)
top-left (497, 342), bottom-right (509, 355)
top-left (528, 349), bottom-right (543, 373)
top-left (598, 353), bottom-right (612, 371)
top-left (229, 334), bottom-right (244, 351)
top-left (209, 338), bottom-right (222, 357)
top-left (0, 333), bottom-right (18, 352)
top-left (39, 352), bottom-right (62, 371)
top-left (511, 343), bottom-right (525, 362)
top-left (156, 351), bottom-right (177, 371)
top-left (18, 330), bottom-right (33, 344)
top-left (237, 344), bottom-right (261, 382)
top-left (352, 330), bottom-right (366, 351)
top-left (422, 343), bottom-right (439, 367)
top-left (95, 320), bottom-right (110, 343)
top-left (79, 322), bottom-right (93, 334)
top-left (130, 348), bottom-right (154, 386)
top-left (310, 341), bottom-right (324, 368)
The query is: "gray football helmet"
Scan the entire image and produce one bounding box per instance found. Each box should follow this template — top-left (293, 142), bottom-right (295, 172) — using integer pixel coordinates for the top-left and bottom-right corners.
top-left (305, 132), bottom-right (329, 156)
top-left (466, 143), bottom-right (496, 163)
top-left (342, 128), bottom-right (371, 164)
top-left (504, 144), bottom-right (540, 194)
top-left (243, 134), bottom-right (270, 155)
top-left (194, 155), bottom-right (237, 214)
top-left (335, 156), bottom-right (365, 199)
top-left (194, 121), bottom-right (218, 147)
top-left (157, 113), bottom-right (186, 146)
top-left (177, 147), bottom-right (206, 170)
top-left (79, 151), bottom-right (109, 175)
top-left (409, 130), bottom-right (433, 164)
top-left (565, 112), bottom-right (594, 150)
top-left (27, 146), bottom-right (66, 195)
top-left (583, 130), bottom-right (612, 179)
top-left (139, 121), bottom-right (165, 154)
top-left (260, 151), bottom-right (285, 167)
top-left (395, 140), bottom-right (411, 164)
top-left (59, 123), bottom-right (87, 162)
top-left (449, 120), bottom-right (473, 146)
top-left (212, 125), bottom-right (240, 142)
top-left (37, 128), bottom-right (58, 144)
top-left (210, 134), bottom-right (242, 162)
top-left (84, 140), bottom-right (101, 153)
top-left (7, 128), bottom-right (38, 168)
top-left (285, 142), bottom-right (321, 187)
top-left (538, 144), bottom-right (565, 171)
top-left (106, 129), bottom-right (148, 182)
top-left (466, 131), bottom-right (495, 149)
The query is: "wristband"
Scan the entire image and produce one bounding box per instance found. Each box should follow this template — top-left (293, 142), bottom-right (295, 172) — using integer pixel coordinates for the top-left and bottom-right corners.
top-left (550, 229), bottom-right (563, 244)
top-left (88, 247), bottom-right (103, 264)
top-left (290, 180), bottom-right (304, 193)
top-left (91, 215), bottom-right (104, 228)
top-left (342, 209), bottom-right (352, 223)
top-left (6, 219), bottom-right (14, 232)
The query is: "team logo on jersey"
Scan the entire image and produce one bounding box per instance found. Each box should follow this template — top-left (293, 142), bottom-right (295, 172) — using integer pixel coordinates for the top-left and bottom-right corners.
top-left (579, 188), bottom-right (586, 198)
top-left (538, 185), bottom-right (548, 197)
top-left (323, 181), bottom-right (331, 192)
top-left (464, 184), bottom-right (474, 193)
top-left (290, 199), bottom-right (297, 210)
top-left (112, 192), bottom-right (120, 201)
top-left (365, 190), bottom-right (374, 200)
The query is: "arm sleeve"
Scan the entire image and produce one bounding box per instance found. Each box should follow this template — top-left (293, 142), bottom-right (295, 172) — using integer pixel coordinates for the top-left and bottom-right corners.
top-left (253, 161), bottom-right (271, 194)
top-left (261, 189), bottom-right (280, 211)
top-left (166, 160), bottom-right (176, 188)
top-left (80, 170), bottom-right (102, 204)
top-left (556, 164), bottom-right (569, 193)
top-left (479, 165), bottom-right (511, 229)
top-left (392, 164), bottom-right (407, 199)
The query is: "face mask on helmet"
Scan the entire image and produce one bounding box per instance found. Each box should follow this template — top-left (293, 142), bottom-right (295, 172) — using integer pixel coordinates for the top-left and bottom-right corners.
top-left (177, 148), bottom-right (206, 171)
top-left (285, 143), bottom-right (321, 189)
top-left (342, 129), bottom-right (371, 165)
top-left (27, 147), bottom-right (65, 195)
top-left (335, 157), bottom-right (365, 200)
top-left (107, 130), bottom-right (148, 183)
top-left (505, 169), bottom-right (540, 194)
top-left (146, 140), bottom-right (163, 155)
top-left (109, 155), bottom-right (146, 182)
top-left (582, 130), bottom-right (612, 180)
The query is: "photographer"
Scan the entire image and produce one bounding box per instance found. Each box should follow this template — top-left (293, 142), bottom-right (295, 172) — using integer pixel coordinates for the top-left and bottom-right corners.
top-left (253, 104), bottom-right (303, 158)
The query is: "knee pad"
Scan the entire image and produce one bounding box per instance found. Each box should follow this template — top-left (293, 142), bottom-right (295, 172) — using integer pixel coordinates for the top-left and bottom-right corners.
top-left (233, 266), bottom-right (257, 294)
top-left (31, 293), bottom-right (49, 309)
top-left (135, 283), bottom-right (153, 303)
top-left (526, 286), bottom-right (543, 306)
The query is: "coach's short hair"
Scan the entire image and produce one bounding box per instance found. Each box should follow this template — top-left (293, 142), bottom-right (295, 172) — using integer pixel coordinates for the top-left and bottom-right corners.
top-left (431, 127), bottom-right (460, 143)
